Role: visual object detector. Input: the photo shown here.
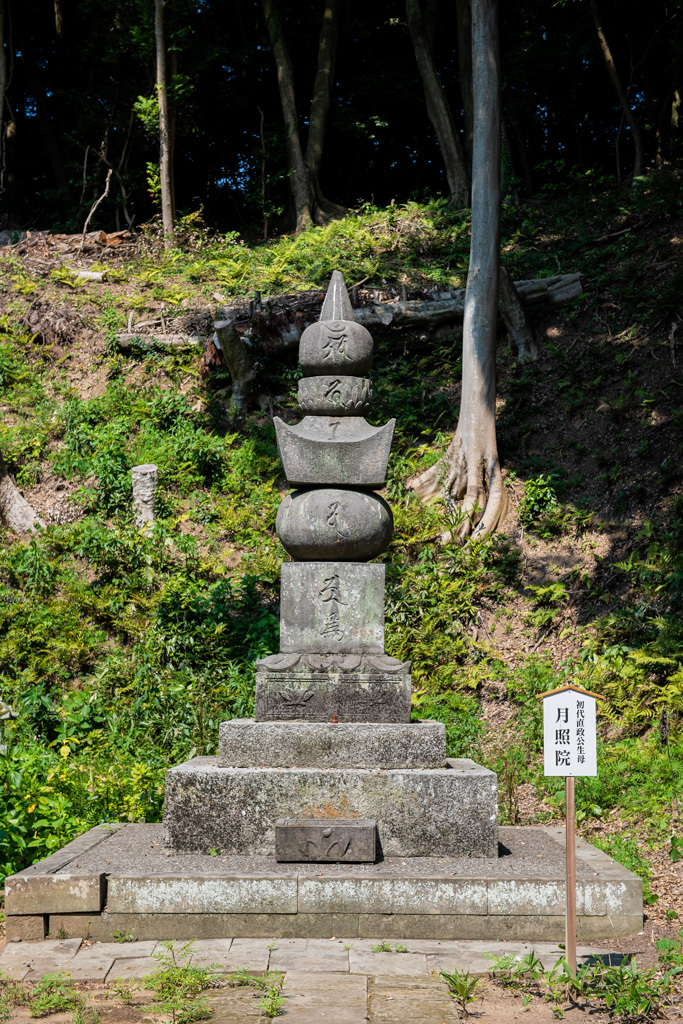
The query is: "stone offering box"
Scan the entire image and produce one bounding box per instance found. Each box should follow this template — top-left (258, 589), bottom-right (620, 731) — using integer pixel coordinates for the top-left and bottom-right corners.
top-left (4, 275), bottom-right (643, 942)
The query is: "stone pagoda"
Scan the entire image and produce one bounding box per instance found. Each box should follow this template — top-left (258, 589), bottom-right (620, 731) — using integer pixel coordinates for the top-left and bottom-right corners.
top-left (164, 272), bottom-right (498, 862)
top-left (2, 275), bottom-right (642, 947)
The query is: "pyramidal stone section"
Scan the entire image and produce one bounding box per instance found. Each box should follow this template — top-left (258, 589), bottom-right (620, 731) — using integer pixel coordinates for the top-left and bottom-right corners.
top-left (259, 270), bottom-right (411, 723)
top-left (163, 273), bottom-right (499, 862)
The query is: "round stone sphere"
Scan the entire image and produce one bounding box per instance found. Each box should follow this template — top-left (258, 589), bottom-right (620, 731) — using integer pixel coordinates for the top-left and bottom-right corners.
top-left (299, 319), bottom-right (373, 377)
top-left (276, 488), bottom-right (393, 561)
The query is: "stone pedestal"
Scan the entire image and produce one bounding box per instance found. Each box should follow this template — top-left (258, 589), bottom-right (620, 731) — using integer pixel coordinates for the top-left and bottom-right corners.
top-left (163, 757), bottom-right (498, 858)
top-left (217, 721), bottom-right (446, 769)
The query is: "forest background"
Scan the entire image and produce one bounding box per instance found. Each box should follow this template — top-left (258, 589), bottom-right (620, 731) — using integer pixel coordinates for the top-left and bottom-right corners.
top-left (0, 0), bottom-right (683, 930)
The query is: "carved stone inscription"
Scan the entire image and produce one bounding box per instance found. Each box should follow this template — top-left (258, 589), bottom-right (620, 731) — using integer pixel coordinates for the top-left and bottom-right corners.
top-left (275, 818), bottom-right (376, 863)
top-left (280, 562), bottom-right (384, 654)
top-left (254, 670), bottom-right (412, 723)
top-left (297, 376), bottom-right (373, 416)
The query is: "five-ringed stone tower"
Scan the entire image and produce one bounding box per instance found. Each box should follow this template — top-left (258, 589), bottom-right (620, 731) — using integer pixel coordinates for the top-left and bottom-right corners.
top-left (256, 270), bottom-right (411, 723)
top-left (164, 272), bottom-right (498, 862)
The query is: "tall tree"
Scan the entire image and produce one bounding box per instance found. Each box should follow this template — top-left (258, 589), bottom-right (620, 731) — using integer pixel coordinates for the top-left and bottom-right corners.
top-left (0, 0), bottom-right (5, 185)
top-left (589, 0), bottom-right (644, 179)
top-left (155, 0), bottom-right (175, 248)
top-left (409, 0), bottom-right (507, 538)
top-left (406, 0), bottom-right (469, 206)
top-left (262, 0), bottom-right (345, 231)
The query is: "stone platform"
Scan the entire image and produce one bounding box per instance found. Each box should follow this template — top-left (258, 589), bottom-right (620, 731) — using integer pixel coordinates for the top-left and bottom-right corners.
top-left (163, 756), bottom-right (498, 858)
top-left (4, 823), bottom-right (643, 943)
top-left (217, 720), bottom-right (445, 768)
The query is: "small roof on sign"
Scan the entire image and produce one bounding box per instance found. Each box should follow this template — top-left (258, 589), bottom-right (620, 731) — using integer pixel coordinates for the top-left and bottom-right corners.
top-left (534, 683), bottom-right (605, 701)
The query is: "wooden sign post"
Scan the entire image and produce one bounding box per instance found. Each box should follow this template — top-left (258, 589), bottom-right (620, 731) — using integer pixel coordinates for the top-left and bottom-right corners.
top-left (536, 684), bottom-right (603, 975)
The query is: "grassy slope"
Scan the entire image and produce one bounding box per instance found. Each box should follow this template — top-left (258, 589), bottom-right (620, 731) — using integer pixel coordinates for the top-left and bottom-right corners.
top-left (0, 171), bottom-right (682, 914)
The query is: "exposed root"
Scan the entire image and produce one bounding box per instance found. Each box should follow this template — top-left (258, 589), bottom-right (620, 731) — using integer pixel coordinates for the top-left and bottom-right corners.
top-left (407, 460), bottom-right (445, 499)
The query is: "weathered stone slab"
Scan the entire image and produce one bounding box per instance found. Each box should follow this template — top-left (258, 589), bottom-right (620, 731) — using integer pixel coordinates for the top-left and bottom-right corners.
top-left (298, 376), bottom-right (372, 417)
top-left (274, 416), bottom-right (395, 487)
top-left (106, 875), bottom-right (298, 914)
top-left (105, 956), bottom-right (159, 980)
top-left (255, 668), bottom-right (411, 723)
top-left (281, 971), bottom-right (368, 1024)
top-left (47, 954), bottom-right (114, 982)
top-left (367, 975), bottom-right (458, 1023)
top-left (350, 950), bottom-right (428, 976)
top-left (299, 877), bottom-right (488, 915)
top-left (73, 941), bottom-right (158, 959)
top-left (218, 720), bottom-right (446, 769)
top-left (280, 563), bottom-right (385, 655)
top-left (4, 915), bottom-right (47, 941)
top-left (269, 943), bottom-right (349, 972)
top-left (11, 824), bottom-right (123, 878)
top-left (276, 489), bottom-right (392, 561)
top-left (163, 757), bottom-right (498, 858)
top-left (275, 819), bottom-right (376, 863)
top-left (47, 911), bottom-right (361, 940)
top-left (5, 873), bottom-right (106, 915)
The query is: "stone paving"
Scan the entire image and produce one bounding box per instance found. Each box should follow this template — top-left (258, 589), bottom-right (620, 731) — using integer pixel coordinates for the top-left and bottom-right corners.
top-left (0, 936), bottom-right (614, 1022)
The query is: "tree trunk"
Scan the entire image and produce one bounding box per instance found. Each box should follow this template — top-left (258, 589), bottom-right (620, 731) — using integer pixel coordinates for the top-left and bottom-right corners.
top-left (305, 0), bottom-right (346, 222)
top-left (406, 0), bottom-right (469, 207)
top-left (155, 0), bottom-right (175, 248)
top-left (589, 0), bottom-right (644, 179)
top-left (262, 0), bottom-right (313, 232)
top-left (0, 0), bottom-right (5, 171)
top-left (455, 0), bottom-right (474, 165)
top-left (409, 0), bottom-right (506, 540)
top-left (0, 454), bottom-right (43, 533)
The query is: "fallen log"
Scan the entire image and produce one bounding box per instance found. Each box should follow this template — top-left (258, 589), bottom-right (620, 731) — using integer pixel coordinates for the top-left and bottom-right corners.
top-left (115, 333), bottom-right (203, 352)
top-left (221, 272), bottom-right (583, 353)
top-left (0, 454), bottom-right (43, 534)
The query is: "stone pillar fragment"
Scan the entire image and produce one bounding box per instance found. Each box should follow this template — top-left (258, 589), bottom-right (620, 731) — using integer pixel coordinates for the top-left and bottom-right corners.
top-left (132, 464), bottom-right (158, 531)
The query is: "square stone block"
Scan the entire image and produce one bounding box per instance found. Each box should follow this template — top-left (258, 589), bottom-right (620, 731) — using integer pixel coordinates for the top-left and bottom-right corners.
top-left (275, 819), bottom-right (376, 863)
top-left (280, 563), bottom-right (384, 654)
top-left (5, 872), bottom-right (106, 915)
top-left (218, 721), bottom-right (445, 768)
top-left (163, 757), bottom-right (498, 858)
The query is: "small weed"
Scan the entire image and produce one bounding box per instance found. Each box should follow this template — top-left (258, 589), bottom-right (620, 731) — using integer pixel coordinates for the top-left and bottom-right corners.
top-left (110, 981), bottom-right (136, 1004)
top-left (343, 942), bottom-right (355, 951)
top-left (29, 973), bottom-right (82, 1017)
top-left (440, 966), bottom-right (483, 1015)
top-left (112, 930), bottom-right (136, 943)
top-left (143, 941), bottom-right (219, 1024)
top-left (370, 942), bottom-right (408, 953)
top-left (258, 982), bottom-right (285, 1019)
top-left (226, 969), bottom-right (281, 991)
top-left (266, 941), bottom-right (278, 950)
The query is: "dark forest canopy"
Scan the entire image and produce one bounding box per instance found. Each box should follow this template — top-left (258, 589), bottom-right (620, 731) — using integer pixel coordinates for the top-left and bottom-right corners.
top-left (1, 0), bottom-right (681, 234)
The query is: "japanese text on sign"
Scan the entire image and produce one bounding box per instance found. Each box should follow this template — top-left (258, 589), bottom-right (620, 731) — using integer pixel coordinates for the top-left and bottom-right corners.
top-left (542, 690), bottom-right (597, 777)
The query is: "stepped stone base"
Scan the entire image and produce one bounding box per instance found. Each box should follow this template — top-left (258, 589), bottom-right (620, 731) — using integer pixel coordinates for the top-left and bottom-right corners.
top-left (218, 720), bottom-right (446, 769)
top-left (163, 757), bottom-right (497, 858)
top-left (4, 824), bottom-right (643, 942)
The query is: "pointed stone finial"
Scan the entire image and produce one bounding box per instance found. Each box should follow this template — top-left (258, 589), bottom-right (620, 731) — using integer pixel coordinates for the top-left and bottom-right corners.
top-left (299, 272), bottom-right (373, 377)
top-left (320, 270), bottom-right (355, 323)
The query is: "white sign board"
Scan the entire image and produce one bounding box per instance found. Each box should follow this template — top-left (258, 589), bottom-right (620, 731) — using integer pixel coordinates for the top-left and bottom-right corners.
top-left (542, 689), bottom-right (597, 777)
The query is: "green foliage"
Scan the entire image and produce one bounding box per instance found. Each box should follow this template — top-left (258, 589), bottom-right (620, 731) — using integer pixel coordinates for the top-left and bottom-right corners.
top-left (28, 973), bottom-right (82, 1017)
top-left (258, 979), bottom-right (286, 1019)
top-left (370, 942), bottom-right (408, 953)
top-left (439, 966), bottom-right (483, 1014)
top-left (588, 834), bottom-right (659, 906)
top-left (141, 941), bottom-right (217, 1024)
